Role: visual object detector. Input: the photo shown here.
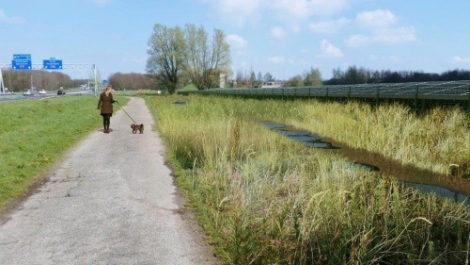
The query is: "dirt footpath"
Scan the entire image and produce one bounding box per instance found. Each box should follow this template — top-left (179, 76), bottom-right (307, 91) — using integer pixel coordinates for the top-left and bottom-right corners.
top-left (0, 97), bottom-right (218, 265)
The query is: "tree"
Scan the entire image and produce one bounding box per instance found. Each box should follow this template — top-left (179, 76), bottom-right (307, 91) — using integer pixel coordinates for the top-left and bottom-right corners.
top-left (303, 67), bottom-right (323, 86)
top-left (284, 75), bottom-right (304, 87)
top-left (263, 72), bottom-right (274, 82)
top-left (250, 70), bottom-right (256, 88)
top-left (257, 71), bottom-right (263, 82)
top-left (182, 24), bottom-right (231, 90)
top-left (1, 69), bottom-right (73, 92)
top-left (146, 23), bottom-right (184, 94)
top-left (108, 72), bottom-right (151, 91)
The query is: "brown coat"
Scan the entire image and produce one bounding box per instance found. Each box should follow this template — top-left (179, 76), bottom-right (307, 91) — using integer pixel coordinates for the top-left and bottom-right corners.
top-left (97, 92), bottom-right (116, 115)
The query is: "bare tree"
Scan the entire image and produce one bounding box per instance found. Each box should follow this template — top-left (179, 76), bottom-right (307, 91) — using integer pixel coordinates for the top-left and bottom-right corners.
top-left (146, 23), bottom-right (184, 94)
top-left (108, 72), bottom-right (150, 91)
top-left (263, 72), bottom-right (274, 82)
top-left (236, 70), bottom-right (244, 84)
top-left (182, 24), bottom-right (231, 90)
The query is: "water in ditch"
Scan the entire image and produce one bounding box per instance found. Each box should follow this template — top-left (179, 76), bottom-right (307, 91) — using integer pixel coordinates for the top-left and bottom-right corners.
top-left (173, 100), bottom-right (187, 105)
top-left (260, 121), bottom-right (470, 204)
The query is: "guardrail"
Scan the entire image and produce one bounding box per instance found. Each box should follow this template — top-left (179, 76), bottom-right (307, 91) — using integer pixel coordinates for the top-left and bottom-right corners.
top-left (178, 80), bottom-right (470, 115)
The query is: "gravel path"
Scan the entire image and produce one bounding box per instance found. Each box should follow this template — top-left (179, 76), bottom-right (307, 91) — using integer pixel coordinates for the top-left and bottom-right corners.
top-left (0, 97), bottom-right (218, 265)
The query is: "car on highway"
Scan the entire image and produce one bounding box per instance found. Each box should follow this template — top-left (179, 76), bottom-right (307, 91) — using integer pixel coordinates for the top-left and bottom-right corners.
top-left (57, 89), bottom-right (66, 95)
top-left (39, 89), bottom-right (47, 95)
top-left (23, 89), bottom-right (33, 96)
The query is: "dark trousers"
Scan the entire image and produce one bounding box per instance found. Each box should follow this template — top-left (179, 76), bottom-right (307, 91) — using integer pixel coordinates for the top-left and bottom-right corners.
top-left (101, 114), bottom-right (111, 130)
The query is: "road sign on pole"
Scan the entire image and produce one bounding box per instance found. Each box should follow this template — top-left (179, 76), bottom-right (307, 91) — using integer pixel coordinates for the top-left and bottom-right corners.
top-left (12, 54), bottom-right (32, 70)
top-left (43, 59), bottom-right (63, 70)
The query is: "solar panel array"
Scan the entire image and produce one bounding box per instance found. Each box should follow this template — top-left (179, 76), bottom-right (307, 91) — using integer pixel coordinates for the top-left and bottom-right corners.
top-left (185, 80), bottom-right (470, 101)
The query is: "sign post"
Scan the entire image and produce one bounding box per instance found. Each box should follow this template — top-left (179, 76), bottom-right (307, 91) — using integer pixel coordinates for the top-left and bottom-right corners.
top-left (43, 58), bottom-right (63, 70)
top-left (12, 54), bottom-right (32, 70)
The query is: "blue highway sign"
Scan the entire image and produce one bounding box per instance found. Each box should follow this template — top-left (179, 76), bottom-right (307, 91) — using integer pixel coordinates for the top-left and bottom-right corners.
top-left (43, 59), bottom-right (63, 70)
top-left (12, 53), bottom-right (32, 70)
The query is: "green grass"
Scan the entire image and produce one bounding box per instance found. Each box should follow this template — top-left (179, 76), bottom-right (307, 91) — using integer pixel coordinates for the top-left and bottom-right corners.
top-left (0, 95), bottom-right (128, 209)
top-left (2, 93), bottom-right (469, 264)
top-left (179, 84), bottom-right (198, 91)
top-left (144, 94), bottom-right (470, 265)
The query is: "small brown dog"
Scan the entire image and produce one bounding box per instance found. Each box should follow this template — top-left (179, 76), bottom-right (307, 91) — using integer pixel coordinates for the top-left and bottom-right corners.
top-left (130, 124), bottom-right (144, 134)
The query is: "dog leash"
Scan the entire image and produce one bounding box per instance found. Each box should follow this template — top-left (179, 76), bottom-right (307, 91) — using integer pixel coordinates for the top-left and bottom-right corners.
top-left (117, 102), bottom-right (138, 124)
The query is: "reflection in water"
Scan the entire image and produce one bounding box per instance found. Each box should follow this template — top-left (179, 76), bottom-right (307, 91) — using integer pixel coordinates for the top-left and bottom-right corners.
top-left (351, 162), bottom-right (380, 172)
top-left (260, 122), bottom-right (338, 150)
top-left (260, 121), bottom-right (470, 204)
top-left (173, 100), bottom-right (187, 105)
top-left (405, 182), bottom-right (469, 204)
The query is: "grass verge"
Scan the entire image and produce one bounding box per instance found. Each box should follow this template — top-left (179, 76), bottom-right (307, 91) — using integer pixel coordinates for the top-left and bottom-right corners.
top-left (0, 95), bottom-right (128, 210)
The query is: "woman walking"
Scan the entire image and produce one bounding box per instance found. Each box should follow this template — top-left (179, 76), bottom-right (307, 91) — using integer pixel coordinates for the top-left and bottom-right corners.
top-left (97, 85), bottom-right (117, 133)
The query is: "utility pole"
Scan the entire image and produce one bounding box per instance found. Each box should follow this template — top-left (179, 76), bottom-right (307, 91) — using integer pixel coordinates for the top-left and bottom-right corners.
top-left (0, 68), bottom-right (4, 94)
top-left (93, 64), bottom-right (97, 95)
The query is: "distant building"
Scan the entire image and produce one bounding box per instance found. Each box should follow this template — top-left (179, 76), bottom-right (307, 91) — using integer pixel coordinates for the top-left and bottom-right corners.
top-left (204, 68), bottom-right (227, 88)
top-left (219, 71), bottom-right (227, 88)
top-left (261, 81), bottom-right (284, 88)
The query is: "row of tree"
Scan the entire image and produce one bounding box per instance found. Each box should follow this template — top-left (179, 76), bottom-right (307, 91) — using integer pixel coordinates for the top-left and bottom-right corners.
top-left (235, 67), bottom-right (470, 89)
top-left (0, 68), bottom-right (155, 93)
top-left (324, 66), bottom-right (470, 85)
top-left (1, 69), bottom-right (86, 92)
top-left (283, 67), bottom-right (323, 87)
top-left (230, 67), bottom-right (323, 88)
top-left (146, 23), bottom-right (231, 94)
top-left (107, 72), bottom-right (156, 91)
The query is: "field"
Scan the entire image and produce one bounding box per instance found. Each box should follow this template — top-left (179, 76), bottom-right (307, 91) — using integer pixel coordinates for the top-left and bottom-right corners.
top-left (144, 94), bottom-right (470, 265)
top-left (1, 94), bottom-right (469, 264)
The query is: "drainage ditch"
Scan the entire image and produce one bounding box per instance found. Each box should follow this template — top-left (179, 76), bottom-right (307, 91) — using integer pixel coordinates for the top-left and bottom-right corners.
top-left (260, 121), bottom-right (470, 204)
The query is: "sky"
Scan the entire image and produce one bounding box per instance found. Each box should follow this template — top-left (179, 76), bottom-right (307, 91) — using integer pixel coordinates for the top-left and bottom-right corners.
top-left (1, 0), bottom-right (470, 81)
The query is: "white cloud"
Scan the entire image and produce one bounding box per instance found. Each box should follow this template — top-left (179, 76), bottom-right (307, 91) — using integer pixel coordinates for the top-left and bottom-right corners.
top-left (373, 27), bottom-right (416, 43)
top-left (344, 10), bottom-right (416, 47)
top-left (202, 0), bottom-right (263, 26)
top-left (451, 56), bottom-right (470, 64)
top-left (0, 10), bottom-right (23, 23)
top-left (227, 34), bottom-right (248, 48)
top-left (356, 9), bottom-right (396, 28)
top-left (268, 56), bottom-right (285, 63)
top-left (269, 26), bottom-right (285, 38)
top-left (319, 39), bottom-right (343, 58)
top-left (203, 0), bottom-right (349, 27)
top-left (345, 26), bottom-right (416, 46)
top-left (271, 0), bottom-right (349, 19)
top-left (310, 18), bottom-right (349, 34)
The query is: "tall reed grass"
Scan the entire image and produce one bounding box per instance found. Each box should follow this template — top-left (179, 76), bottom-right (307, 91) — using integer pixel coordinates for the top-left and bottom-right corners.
top-left (292, 102), bottom-right (470, 174)
top-left (144, 95), bottom-right (470, 264)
